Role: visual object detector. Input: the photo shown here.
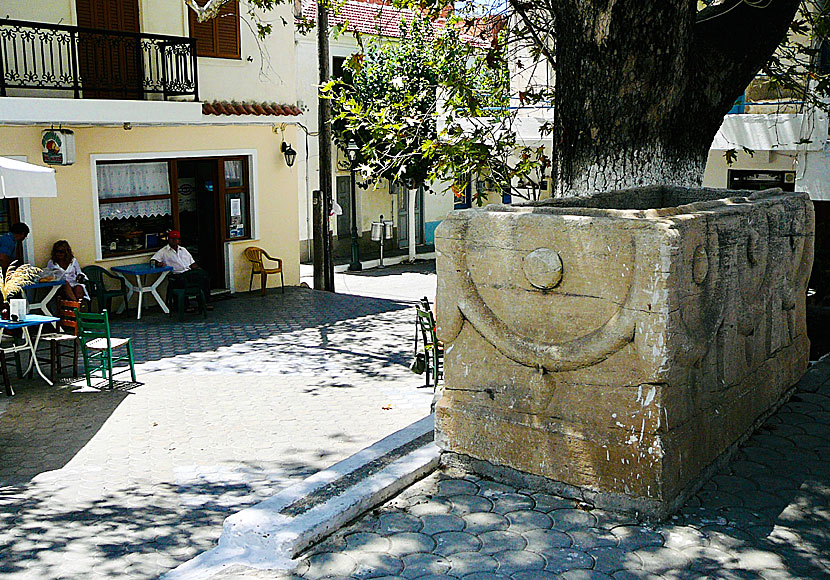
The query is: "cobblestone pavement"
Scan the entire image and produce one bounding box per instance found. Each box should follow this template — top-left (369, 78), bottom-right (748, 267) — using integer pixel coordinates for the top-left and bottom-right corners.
top-left (227, 361), bottom-right (830, 580)
top-left (0, 285), bottom-right (434, 580)
top-left (300, 261), bottom-right (437, 304)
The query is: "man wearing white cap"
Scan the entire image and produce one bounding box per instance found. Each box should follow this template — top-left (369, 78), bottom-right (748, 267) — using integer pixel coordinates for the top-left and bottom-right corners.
top-left (151, 230), bottom-right (213, 310)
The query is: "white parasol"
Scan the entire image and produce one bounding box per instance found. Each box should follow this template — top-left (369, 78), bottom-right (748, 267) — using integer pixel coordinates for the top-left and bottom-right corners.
top-left (0, 156), bottom-right (58, 198)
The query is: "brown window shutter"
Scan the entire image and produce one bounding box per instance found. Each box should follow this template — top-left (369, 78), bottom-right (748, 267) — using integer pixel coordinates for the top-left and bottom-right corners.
top-left (189, 8), bottom-right (217, 56)
top-left (215, 2), bottom-right (240, 59)
top-left (188, 0), bottom-right (239, 59)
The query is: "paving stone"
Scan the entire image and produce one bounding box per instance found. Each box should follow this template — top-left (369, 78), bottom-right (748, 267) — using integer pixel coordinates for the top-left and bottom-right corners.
top-left (560, 571), bottom-right (615, 580)
top-left (456, 574), bottom-right (511, 580)
top-left (437, 479), bottom-right (480, 497)
top-left (350, 553), bottom-right (405, 579)
top-left (492, 549), bottom-right (546, 575)
top-left (610, 527), bottom-right (665, 551)
top-left (590, 546), bottom-right (643, 574)
top-left (511, 571), bottom-right (562, 580)
top-left (399, 553), bottom-right (451, 578)
top-left (418, 514), bottom-right (465, 536)
top-left (432, 531), bottom-right (482, 556)
top-left (522, 528), bottom-right (574, 552)
top-left (504, 510), bottom-right (552, 533)
top-left (542, 547), bottom-right (593, 573)
top-left (446, 551), bottom-right (499, 575)
top-left (490, 494), bottom-right (535, 515)
top-left (463, 512), bottom-right (509, 534)
top-left (385, 532), bottom-right (436, 556)
top-left (302, 552), bottom-right (358, 580)
top-left (633, 547), bottom-right (691, 573)
top-left (567, 528), bottom-right (619, 550)
top-left (450, 495), bottom-right (495, 515)
top-left (547, 508), bottom-right (598, 531)
top-left (344, 532), bottom-right (392, 554)
top-left (379, 513), bottom-right (423, 535)
top-left (479, 530), bottom-right (527, 554)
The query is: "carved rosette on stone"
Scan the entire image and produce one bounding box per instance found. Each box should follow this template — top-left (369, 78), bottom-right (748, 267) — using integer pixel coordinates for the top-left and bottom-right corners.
top-left (434, 186), bottom-right (814, 519)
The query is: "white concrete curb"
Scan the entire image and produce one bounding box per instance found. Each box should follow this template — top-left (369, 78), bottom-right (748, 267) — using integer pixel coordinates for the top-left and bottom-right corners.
top-left (162, 415), bottom-right (438, 580)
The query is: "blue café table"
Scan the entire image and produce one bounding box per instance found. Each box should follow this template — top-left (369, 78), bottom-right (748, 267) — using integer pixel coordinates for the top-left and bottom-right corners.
top-left (23, 280), bottom-right (64, 317)
top-left (0, 314), bottom-right (60, 394)
top-left (110, 263), bottom-right (174, 320)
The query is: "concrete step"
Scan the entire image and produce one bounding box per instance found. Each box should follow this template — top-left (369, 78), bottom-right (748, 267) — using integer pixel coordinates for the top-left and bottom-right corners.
top-left (162, 415), bottom-right (438, 580)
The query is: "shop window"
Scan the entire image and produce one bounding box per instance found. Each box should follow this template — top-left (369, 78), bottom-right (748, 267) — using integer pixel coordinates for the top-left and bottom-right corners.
top-left (189, 0), bottom-right (241, 59)
top-left (97, 160), bottom-right (174, 258)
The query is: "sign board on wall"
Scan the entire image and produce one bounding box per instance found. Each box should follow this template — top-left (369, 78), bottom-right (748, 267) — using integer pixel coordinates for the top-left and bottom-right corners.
top-left (41, 129), bottom-right (76, 166)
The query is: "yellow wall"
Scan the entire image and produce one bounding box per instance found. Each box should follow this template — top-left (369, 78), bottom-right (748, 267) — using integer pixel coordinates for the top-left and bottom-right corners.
top-left (0, 124), bottom-right (299, 293)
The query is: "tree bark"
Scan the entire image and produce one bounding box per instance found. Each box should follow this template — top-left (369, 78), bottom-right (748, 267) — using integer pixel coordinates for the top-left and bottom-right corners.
top-left (520, 0), bottom-right (801, 197)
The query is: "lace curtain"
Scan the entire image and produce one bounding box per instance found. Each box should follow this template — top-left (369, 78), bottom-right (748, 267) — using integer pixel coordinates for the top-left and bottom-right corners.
top-left (97, 162), bottom-right (172, 220)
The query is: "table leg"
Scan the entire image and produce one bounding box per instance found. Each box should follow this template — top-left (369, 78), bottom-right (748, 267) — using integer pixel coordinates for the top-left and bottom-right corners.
top-left (0, 328), bottom-right (12, 396)
top-left (136, 274), bottom-right (145, 320)
top-left (23, 325), bottom-right (52, 386)
top-left (116, 274), bottom-right (136, 314)
top-left (149, 271), bottom-right (171, 314)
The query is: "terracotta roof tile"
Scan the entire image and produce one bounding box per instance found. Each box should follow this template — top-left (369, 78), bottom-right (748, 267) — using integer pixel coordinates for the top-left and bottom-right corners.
top-left (299, 0), bottom-right (488, 46)
top-left (202, 101), bottom-right (302, 117)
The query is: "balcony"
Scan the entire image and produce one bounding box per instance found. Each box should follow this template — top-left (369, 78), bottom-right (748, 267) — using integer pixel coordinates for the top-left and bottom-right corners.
top-left (0, 19), bottom-right (198, 101)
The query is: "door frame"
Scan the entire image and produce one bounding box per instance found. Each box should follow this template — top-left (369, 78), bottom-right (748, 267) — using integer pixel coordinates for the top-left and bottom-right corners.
top-left (90, 149), bottom-right (259, 291)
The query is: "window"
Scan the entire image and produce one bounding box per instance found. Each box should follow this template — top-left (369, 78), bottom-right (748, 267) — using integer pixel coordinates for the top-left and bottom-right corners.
top-left (188, 0), bottom-right (241, 59)
top-left (728, 169), bottom-right (796, 192)
top-left (96, 156), bottom-right (252, 259)
top-left (97, 161), bottom-right (175, 258)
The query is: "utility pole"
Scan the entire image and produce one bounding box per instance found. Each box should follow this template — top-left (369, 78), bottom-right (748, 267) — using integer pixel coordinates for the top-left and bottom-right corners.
top-left (314, 0), bottom-right (335, 291)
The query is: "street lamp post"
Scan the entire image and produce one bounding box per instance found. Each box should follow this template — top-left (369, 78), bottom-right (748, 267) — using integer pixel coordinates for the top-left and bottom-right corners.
top-left (346, 139), bottom-right (362, 271)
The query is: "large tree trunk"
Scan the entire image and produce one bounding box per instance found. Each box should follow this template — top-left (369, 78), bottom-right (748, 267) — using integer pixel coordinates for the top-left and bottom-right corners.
top-left (515, 0), bottom-right (801, 197)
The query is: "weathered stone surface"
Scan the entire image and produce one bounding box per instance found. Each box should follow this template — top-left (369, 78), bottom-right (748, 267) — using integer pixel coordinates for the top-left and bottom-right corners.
top-left (434, 186), bottom-right (814, 519)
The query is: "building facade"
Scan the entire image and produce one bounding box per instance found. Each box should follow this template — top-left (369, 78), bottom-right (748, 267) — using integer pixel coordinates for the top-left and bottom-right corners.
top-left (0, 0), bottom-right (303, 293)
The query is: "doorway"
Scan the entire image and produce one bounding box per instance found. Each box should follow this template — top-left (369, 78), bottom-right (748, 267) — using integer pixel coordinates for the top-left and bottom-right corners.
top-left (335, 175), bottom-right (351, 238)
top-left (397, 186), bottom-right (424, 249)
top-left (175, 160), bottom-right (225, 290)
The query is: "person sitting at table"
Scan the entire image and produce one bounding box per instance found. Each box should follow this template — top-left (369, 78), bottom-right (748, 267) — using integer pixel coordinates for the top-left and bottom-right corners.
top-left (150, 230), bottom-right (213, 310)
top-left (0, 222), bottom-right (29, 271)
top-left (46, 240), bottom-right (90, 302)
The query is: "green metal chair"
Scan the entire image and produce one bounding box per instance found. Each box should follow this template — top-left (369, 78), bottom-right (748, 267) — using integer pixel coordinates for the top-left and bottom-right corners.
top-left (75, 309), bottom-right (136, 389)
top-left (416, 298), bottom-right (443, 389)
top-left (82, 265), bottom-right (129, 314)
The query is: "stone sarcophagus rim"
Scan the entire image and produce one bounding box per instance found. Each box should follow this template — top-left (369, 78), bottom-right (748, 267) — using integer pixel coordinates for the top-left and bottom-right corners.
top-left (434, 186), bottom-right (814, 519)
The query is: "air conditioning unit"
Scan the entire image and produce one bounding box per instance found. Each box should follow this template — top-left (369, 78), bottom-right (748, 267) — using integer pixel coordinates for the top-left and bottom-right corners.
top-left (41, 129), bottom-right (76, 166)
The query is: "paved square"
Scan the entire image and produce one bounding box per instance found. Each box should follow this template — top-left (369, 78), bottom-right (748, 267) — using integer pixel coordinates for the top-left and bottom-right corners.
top-left (0, 285), bottom-right (434, 580)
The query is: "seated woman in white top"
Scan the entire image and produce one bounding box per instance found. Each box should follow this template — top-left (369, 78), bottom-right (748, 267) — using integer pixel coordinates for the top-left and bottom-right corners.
top-left (46, 240), bottom-right (89, 302)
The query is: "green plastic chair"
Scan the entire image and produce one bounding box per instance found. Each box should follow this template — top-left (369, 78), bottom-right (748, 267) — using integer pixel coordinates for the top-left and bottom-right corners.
top-left (75, 309), bottom-right (136, 389)
top-left (82, 265), bottom-right (129, 314)
top-left (166, 270), bottom-right (207, 321)
top-left (416, 298), bottom-right (443, 389)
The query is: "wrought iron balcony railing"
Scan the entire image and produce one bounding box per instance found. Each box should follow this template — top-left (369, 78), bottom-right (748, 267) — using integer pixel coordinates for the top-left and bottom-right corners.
top-left (0, 19), bottom-right (198, 100)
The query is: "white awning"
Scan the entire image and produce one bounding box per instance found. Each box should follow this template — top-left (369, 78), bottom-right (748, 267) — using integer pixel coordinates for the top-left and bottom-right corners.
top-left (0, 156), bottom-right (58, 199)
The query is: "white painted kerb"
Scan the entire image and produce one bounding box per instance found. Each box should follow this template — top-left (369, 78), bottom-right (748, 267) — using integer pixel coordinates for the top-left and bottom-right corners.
top-left (162, 415), bottom-right (437, 580)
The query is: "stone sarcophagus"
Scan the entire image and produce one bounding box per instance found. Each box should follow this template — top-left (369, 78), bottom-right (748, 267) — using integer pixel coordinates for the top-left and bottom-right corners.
top-left (434, 186), bottom-right (814, 519)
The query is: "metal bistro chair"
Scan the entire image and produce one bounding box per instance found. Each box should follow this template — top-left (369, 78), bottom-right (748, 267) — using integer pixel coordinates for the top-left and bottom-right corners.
top-left (244, 247), bottom-right (284, 295)
top-left (75, 309), bottom-right (136, 389)
top-left (31, 299), bottom-right (81, 381)
top-left (83, 265), bottom-right (129, 314)
top-left (415, 297), bottom-right (443, 389)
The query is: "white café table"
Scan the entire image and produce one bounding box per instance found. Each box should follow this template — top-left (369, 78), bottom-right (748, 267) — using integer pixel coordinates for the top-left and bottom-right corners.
top-left (0, 314), bottom-right (60, 395)
top-left (110, 263), bottom-right (174, 320)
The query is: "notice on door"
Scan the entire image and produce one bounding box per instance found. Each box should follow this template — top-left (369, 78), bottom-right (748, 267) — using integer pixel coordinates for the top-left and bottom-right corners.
top-left (229, 197), bottom-right (244, 238)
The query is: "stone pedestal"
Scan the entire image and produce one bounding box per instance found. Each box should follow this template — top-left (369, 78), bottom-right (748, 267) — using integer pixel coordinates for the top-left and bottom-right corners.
top-left (434, 186), bottom-right (814, 519)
